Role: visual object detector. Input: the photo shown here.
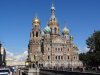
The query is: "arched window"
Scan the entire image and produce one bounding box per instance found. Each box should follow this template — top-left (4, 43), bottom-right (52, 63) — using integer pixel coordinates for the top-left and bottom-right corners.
top-left (54, 18), bottom-right (55, 21)
top-left (68, 48), bottom-right (69, 51)
top-left (33, 32), bottom-right (34, 37)
top-left (48, 48), bottom-right (49, 51)
top-left (68, 56), bottom-right (69, 59)
top-left (55, 48), bottom-right (57, 51)
top-left (54, 27), bottom-right (57, 34)
top-left (74, 56), bottom-right (75, 60)
top-left (48, 56), bottom-right (50, 60)
top-left (61, 48), bottom-right (62, 51)
top-left (51, 28), bottom-right (52, 33)
top-left (55, 56), bottom-right (57, 60)
top-left (61, 56), bottom-right (63, 60)
top-left (58, 56), bottom-right (60, 60)
top-left (36, 32), bottom-right (38, 37)
top-left (58, 48), bottom-right (60, 51)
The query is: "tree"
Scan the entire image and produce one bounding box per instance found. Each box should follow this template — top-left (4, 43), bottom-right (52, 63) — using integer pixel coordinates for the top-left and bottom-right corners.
top-left (86, 31), bottom-right (100, 52)
top-left (86, 31), bottom-right (100, 67)
top-left (79, 31), bottom-right (100, 67)
top-left (79, 53), bottom-right (87, 66)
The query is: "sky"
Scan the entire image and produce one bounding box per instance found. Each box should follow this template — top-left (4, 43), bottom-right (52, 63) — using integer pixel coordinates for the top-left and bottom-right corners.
top-left (0, 0), bottom-right (100, 54)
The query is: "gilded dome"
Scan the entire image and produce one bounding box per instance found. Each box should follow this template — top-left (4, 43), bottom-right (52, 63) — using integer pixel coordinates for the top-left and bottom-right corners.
top-left (63, 26), bottom-right (69, 35)
top-left (44, 25), bottom-right (51, 33)
top-left (32, 16), bottom-right (40, 26)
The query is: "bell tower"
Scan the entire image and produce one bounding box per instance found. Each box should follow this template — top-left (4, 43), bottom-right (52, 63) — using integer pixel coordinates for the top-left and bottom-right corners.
top-left (48, 0), bottom-right (60, 35)
top-left (28, 16), bottom-right (42, 67)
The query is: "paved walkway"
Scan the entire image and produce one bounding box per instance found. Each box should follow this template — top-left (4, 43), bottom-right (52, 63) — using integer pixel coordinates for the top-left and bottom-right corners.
top-left (12, 69), bottom-right (19, 75)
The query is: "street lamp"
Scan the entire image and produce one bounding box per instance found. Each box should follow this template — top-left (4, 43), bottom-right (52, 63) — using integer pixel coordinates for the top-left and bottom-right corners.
top-left (25, 61), bottom-right (29, 67)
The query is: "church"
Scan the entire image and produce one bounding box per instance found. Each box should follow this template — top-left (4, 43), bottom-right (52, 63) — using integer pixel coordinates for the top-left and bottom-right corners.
top-left (28, 1), bottom-right (83, 68)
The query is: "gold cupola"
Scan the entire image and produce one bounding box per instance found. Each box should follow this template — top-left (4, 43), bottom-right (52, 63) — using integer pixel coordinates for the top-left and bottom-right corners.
top-left (32, 16), bottom-right (40, 27)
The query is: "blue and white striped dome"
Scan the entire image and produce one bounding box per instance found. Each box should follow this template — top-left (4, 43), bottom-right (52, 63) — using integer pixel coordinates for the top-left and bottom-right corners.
top-left (44, 26), bottom-right (51, 33)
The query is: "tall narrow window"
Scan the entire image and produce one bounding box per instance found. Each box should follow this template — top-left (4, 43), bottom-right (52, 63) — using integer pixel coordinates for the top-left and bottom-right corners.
top-left (68, 48), bottom-right (69, 51)
top-left (55, 48), bottom-right (57, 51)
top-left (58, 56), bottom-right (60, 60)
top-left (68, 56), bottom-right (69, 59)
top-left (48, 56), bottom-right (50, 60)
top-left (58, 48), bottom-right (60, 51)
top-left (36, 32), bottom-right (38, 37)
top-left (54, 18), bottom-right (55, 21)
top-left (33, 32), bottom-right (34, 37)
top-left (61, 48), bottom-right (62, 51)
top-left (51, 28), bottom-right (52, 33)
top-left (74, 56), bottom-right (75, 60)
top-left (54, 27), bottom-right (57, 34)
top-left (48, 48), bottom-right (49, 51)
top-left (61, 56), bottom-right (63, 60)
top-left (56, 56), bottom-right (57, 60)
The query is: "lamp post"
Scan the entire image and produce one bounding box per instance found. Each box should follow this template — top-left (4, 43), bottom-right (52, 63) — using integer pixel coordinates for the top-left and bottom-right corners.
top-left (25, 61), bottom-right (29, 67)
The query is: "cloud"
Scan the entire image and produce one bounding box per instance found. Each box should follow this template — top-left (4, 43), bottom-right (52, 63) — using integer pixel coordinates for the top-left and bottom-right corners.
top-left (14, 51), bottom-right (28, 61)
top-left (6, 50), bottom-right (28, 61)
top-left (6, 51), bottom-right (14, 58)
top-left (79, 47), bottom-right (89, 53)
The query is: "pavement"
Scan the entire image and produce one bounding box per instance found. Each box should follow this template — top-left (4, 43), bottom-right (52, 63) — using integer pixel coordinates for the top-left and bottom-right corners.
top-left (12, 69), bottom-right (19, 75)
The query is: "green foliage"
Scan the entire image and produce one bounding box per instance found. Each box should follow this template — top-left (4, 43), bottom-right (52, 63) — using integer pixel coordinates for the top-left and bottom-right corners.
top-left (80, 31), bottom-right (100, 67)
top-left (79, 53), bottom-right (86, 65)
top-left (86, 31), bottom-right (100, 52)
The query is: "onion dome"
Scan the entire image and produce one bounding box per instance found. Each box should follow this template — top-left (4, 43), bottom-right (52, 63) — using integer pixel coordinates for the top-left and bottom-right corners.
top-left (51, 3), bottom-right (55, 10)
top-left (41, 30), bottom-right (44, 36)
top-left (70, 35), bottom-right (74, 41)
top-left (63, 26), bottom-right (69, 35)
top-left (32, 16), bottom-right (40, 26)
top-left (44, 25), bottom-right (51, 33)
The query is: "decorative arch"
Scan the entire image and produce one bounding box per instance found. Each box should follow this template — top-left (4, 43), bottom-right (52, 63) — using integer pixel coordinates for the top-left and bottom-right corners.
top-left (54, 27), bottom-right (57, 34)
top-left (51, 28), bottom-right (52, 33)
top-left (33, 31), bottom-right (34, 37)
top-left (36, 31), bottom-right (38, 37)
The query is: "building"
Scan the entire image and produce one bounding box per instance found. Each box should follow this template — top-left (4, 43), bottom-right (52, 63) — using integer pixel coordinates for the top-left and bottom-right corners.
top-left (6, 58), bottom-right (25, 66)
top-left (28, 1), bottom-right (83, 68)
top-left (0, 43), bottom-right (6, 67)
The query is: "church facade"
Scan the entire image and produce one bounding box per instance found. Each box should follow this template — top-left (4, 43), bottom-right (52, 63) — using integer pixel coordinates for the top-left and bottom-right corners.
top-left (28, 1), bottom-right (83, 68)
